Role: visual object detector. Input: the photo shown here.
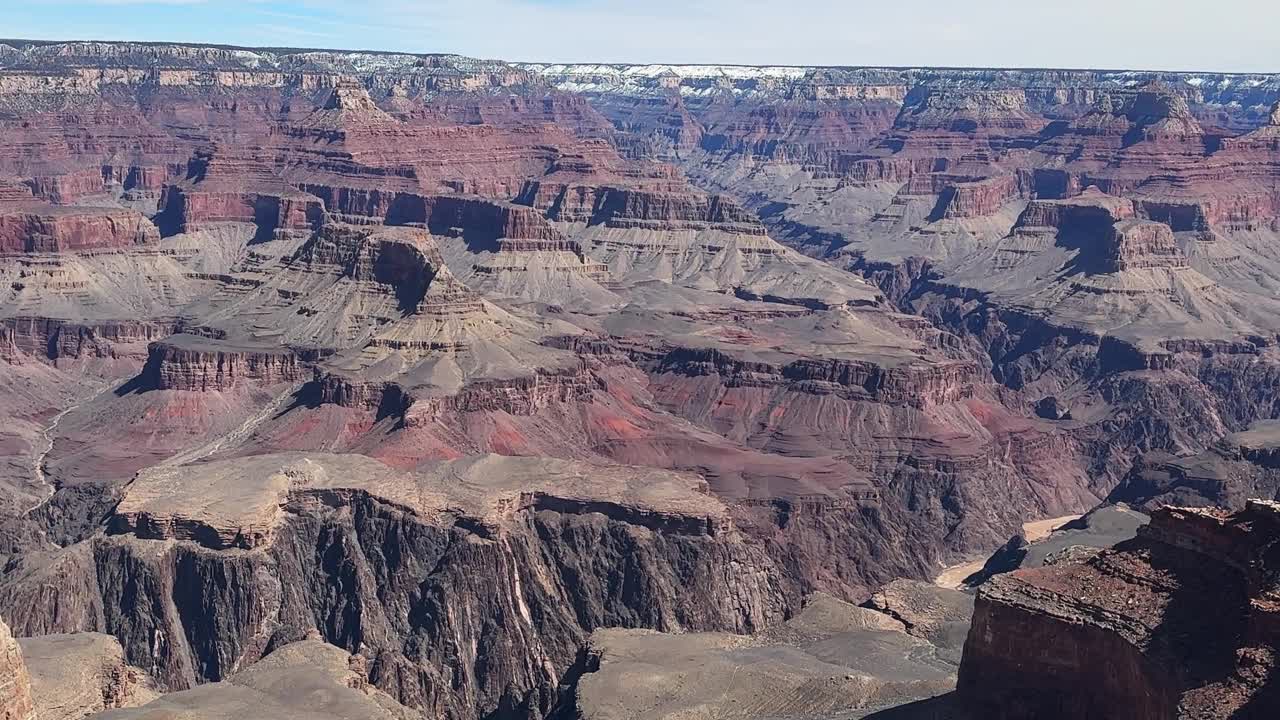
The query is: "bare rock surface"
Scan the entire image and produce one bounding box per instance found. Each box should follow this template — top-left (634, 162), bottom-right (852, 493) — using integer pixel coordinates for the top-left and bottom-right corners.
top-left (110, 452), bottom-right (728, 550)
top-left (965, 504), bottom-right (1151, 586)
top-left (92, 639), bottom-right (414, 720)
top-left (569, 592), bottom-right (962, 720)
top-left (18, 632), bottom-right (157, 719)
top-left (959, 501), bottom-right (1280, 719)
top-left (0, 452), bottom-right (791, 720)
top-left (866, 581), bottom-right (973, 661)
top-left (1112, 419), bottom-right (1280, 510)
top-left (0, 618), bottom-right (35, 720)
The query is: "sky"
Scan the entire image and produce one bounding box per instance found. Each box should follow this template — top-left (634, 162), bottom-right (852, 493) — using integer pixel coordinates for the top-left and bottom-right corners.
top-left (3, 0), bottom-right (1279, 72)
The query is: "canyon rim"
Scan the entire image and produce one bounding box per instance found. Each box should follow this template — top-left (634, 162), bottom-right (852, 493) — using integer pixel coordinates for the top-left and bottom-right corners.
top-left (0, 8), bottom-right (1278, 719)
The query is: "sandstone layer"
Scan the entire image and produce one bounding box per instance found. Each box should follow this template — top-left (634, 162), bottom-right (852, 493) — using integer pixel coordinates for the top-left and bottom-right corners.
top-left (959, 502), bottom-right (1280, 719)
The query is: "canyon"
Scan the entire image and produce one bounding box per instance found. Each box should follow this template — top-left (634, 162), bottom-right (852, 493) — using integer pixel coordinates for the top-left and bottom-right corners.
top-left (0, 39), bottom-right (1277, 718)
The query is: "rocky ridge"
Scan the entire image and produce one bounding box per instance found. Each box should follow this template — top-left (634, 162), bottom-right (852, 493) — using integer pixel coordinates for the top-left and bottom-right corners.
top-left (960, 501), bottom-right (1280, 718)
top-left (0, 453), bottom-right (793, 719)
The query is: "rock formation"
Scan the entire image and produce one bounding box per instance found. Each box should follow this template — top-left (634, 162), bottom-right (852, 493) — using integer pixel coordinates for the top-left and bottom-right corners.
top-left (0, 453), bottom-right (793, 719)
top-left (90, 639), bottom-right (413, 720)
top-left (565, 588), bottom-right (967, 720)
top-left (1, 38), bottom-right (1279, 720)
top-left (959, 501), bottom-right (1280, 718)
top-left (1111, 420), bottom-right (1280, 511)
top-left (18, 632), bottom-right (157, 719)
top-left (138, 336), bottom-right (305, 392)
top-left (0, 619), bottom-right (35, 720)
top-left (0, 205), bottom-right (159, 254)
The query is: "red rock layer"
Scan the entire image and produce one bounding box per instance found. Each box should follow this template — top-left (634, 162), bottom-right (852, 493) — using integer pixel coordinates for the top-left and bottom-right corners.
top-left (160, 186), bottom-right (323, 235)
top-left (420, 195), bottom-right (563, 241)
top-left (102, 163), bottom-right (175, 197)
top-left (696, 97), bottom-right (901, 163)
top-left (959, 501), bottom-right (1280, 719)
top-left (0, 205), bottom-right (159, 253)
top-left (934, 175), bottom-right (1022, 218)
top-left (518, 182), bottom-right (767, 234)
top-left (654, 347), bottom-right (977, 409)
top-left (0, 178), bottom-right (34, 202)
top-left (309, 365), bottom-right (602, 422)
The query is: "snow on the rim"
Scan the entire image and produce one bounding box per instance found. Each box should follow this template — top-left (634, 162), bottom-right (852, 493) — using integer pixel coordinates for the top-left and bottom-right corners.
top-left (525, 63), bottom-right (809, 80)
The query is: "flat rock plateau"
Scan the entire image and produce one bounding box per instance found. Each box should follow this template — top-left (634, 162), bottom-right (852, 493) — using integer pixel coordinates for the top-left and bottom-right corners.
top-left (0, 39), bottom-right (1277, 719)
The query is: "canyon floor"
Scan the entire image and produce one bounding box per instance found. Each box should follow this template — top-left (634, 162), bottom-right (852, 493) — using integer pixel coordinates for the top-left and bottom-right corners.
top-left (0, 39), bottom-right (1278, 719)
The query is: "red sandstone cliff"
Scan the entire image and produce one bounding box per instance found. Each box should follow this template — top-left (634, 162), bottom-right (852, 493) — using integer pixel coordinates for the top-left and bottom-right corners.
top-left (959, 501), bottom-right (1280, 719)
top-left (0, 205), bottom-right (159, 253)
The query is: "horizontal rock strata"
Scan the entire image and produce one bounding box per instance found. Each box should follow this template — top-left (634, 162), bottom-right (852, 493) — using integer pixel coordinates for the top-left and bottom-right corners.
top-left (959, 501), bottom-right (1280, 719)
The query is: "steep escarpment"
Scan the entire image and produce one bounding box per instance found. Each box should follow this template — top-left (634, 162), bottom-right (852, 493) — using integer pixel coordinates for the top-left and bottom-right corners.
top-left (648, 338), bottom-right (976, 409)
top-left (0, 205), bottom-right (160, 254)
top-left (584, 296), bottom-right (1098, 589)
top-left (186, 222), bottom-right (511, 352)
top-left (906, 180), bottom-right (1280, 491)
top-left (959, 501), bottom-right (1280, 719)
top-left (579, 186), bottom-right (764, 232)
top-left (0, 454), bottom-right (791, 719)
top-left (550, 65), bottom-right (1280, 514)
top-left (1111, 420), bottom-right (1280, 511)
top-left (137, 336), bottom-right (305, 392)
top-left (0, 317), bottom-right (180, 362)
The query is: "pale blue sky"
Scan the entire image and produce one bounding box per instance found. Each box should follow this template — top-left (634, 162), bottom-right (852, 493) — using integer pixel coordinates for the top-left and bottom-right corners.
top-left (3, 0), bottom-right (1278, 72)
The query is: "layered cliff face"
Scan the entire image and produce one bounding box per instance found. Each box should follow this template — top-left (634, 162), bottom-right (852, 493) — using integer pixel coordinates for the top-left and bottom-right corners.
top-left (1111, 420), bottom-right (1280, 511)
top-left (0, 193), bottom-right (192, 350)
top-left (559, 187), bottom-right (887, 310)
top-left (2, 39), bottom-right (1280, 720)
top-left (0, 205), bottom-right (159, 254)
top-left (883, 87), bottom-right (1046, 160)
top-left (0, 453), bottom-right (793, 719)
top-left (565, 291), bottom-right (1100, 595)
top-left (959, 501), bottom-right (1280, 719)
top-left (0, 245), bottom-right (209, 325)
top-left (189, 222), bottom-right (511, 352)
top-left (906, 181), bottom-right (1280, 490)
top-left (138, 336), bottom-right (305, 392)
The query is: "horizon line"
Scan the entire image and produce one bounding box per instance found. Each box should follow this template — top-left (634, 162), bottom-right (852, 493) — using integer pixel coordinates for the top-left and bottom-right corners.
top-left (1, 37), bottom-right (1276, 78)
